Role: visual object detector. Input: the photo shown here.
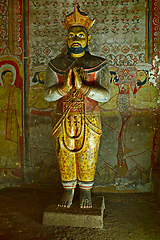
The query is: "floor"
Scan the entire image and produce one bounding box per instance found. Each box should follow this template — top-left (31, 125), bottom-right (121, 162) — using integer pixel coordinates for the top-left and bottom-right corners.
top-left (0, 184), bottom-right (160, 240)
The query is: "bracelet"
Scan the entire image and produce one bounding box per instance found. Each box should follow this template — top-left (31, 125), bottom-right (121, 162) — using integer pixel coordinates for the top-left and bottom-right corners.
top-left (56, 87), bottom-right (66, 96)
top-left (81, 85), bottom-right (91, 96)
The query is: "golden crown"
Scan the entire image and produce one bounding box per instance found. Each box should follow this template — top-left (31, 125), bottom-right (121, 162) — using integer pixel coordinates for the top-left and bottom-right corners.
top-left (62, 3), bottom-right (95, 31)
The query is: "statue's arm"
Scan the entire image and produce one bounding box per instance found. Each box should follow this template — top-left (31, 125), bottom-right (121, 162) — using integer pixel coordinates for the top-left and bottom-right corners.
top-left (86, 65), bottom-right (110, 102)
top-left (43, 65), bottom-right (71, 102)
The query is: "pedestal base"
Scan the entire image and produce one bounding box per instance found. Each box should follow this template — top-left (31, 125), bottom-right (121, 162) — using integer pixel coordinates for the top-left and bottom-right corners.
top-left (43, 195), bottom-right (105, 228)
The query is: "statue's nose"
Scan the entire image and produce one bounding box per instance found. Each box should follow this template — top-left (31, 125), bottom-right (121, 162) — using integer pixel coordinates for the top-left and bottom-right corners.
top-left (74, 35), bottom-right (78, 40)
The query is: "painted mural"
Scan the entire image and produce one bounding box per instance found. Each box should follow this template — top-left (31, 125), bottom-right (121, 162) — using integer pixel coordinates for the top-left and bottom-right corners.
top-left (0, 0), bottom-right (24, 185)
top-left (28, 62), bottom-right (58, 183)
top-left (0, 56), bottom-right (23, 181)
top-left (0, 0), bottom-right (159, 190)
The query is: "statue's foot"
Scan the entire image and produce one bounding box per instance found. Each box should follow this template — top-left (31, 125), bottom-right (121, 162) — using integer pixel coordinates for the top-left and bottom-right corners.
top-left (80, 189), bottom-right (92, 208)
top-left (58, 189), bottom-right (75, 208)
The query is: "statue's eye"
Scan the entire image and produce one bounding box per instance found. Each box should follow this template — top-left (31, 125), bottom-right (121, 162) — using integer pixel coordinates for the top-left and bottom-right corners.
top-left (69, 34), bottom-right (74, 38)
top-left (78, 33), bottom-right (84, 38)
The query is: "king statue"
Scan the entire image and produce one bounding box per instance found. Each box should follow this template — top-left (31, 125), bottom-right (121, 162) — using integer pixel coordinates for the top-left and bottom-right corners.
top-left (44, 4), bottom-right (110, 208)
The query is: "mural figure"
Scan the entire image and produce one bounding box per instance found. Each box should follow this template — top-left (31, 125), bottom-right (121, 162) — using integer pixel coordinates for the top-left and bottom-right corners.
top-left (0, 63), bottom-right (22, 177)
top-left (28, 64), bottom-right (57, 183)
top-left (129, 62), bottom-right (157, 109)
top-left (44, 4), bottom-right (110, 208)
top-left (99, 67), bottom-right (119, 110)
top-left (28, 64), bottom-right (55, 111)
top-left (122, 62), bottom-right (158, 183)
top-left (97, 67), bottom-right (121, 184)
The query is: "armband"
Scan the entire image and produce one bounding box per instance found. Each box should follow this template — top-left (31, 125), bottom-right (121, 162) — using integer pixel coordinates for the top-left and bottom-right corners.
top-left (81, 85), bottom-right (91, 96)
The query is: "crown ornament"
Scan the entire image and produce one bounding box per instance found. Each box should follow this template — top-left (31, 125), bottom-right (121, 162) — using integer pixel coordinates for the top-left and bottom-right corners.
top-left (62, 3), bottom-right (95, 31)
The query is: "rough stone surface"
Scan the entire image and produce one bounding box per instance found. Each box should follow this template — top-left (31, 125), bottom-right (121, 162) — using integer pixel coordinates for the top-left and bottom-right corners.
top-left (0, 185), bottom-right (160, 240)
top-left (43, 196), bottom-right (105, 228)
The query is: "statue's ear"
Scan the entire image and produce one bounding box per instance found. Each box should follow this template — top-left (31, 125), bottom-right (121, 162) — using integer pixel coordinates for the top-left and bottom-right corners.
top-left (66, 35), bottom-right (68, 43)
top-left (88, 35), bottom-right (91, 45)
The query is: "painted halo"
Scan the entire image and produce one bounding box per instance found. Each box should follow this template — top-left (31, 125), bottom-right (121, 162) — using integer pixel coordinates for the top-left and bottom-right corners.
top-left (0, 64), bottom-right (16, 85)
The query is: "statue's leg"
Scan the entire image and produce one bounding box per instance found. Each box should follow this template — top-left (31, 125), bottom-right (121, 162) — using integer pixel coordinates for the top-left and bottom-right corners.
top-left (78, 181), bottom-right (94, 208)
top-left (58, 181), bottom-right (77, 208)
top-left (53, 127), bottom-right (77, 208)
top-left (76, 124), bottom-right (101, 208)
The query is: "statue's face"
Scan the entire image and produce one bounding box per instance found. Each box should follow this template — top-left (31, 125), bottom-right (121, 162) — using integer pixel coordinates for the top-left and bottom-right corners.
top-left (136, 70), bottom-right (148, 86)
top-left (2, 71), bottom-right (13, 85)
top-left (66, 26), bottom-right (91, 56)
top-left (67, 26), bottom-right (88, 48)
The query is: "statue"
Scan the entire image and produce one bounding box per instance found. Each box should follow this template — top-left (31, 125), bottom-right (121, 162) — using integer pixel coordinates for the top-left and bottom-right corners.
top-left (44, 4), bottom-right (110, 208)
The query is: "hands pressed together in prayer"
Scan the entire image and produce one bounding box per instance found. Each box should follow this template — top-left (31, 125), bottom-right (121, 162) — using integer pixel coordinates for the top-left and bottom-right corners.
top-left (63, 67), bottom-right (85, 93)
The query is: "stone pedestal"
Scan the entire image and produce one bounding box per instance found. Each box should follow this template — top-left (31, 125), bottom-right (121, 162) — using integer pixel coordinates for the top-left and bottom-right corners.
top-left (43, 195), bottom-right (105, 228)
